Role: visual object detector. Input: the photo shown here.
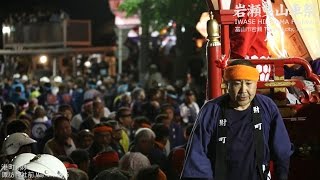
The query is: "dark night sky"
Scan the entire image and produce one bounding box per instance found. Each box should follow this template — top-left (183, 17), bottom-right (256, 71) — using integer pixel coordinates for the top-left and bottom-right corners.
top-left (0, 0), bottom-right (116, 46)
top-left (1, 0), bottom-right (114, 20)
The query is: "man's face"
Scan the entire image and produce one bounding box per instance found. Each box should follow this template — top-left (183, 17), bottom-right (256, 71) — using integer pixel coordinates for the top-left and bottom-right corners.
top-left (164, 108), bottom-right (174, 122)
top-left (228, 80), bottom-right (257, 110)
top-left (62, 109), bottom-right (73, 121)
top-left (95, 132), bottom-right (112, 146)
top-left (120, 111), bottom-right (133, 128)
top-left (93, 102), bottom-right (104, 118)
top-left (55, 120), bottom-right (72, 139)
top-left (81, 136), bottom-right (93, 149)
top-left (112, 129), bottom-right (123, 141)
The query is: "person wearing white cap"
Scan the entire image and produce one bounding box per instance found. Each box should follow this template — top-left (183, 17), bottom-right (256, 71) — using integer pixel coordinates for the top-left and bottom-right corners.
top-left (20, 154), bottom-right (68, 180)
top-left (11, 153), bottom-right (36, 180)
top-left (0, 132), bottom-right (37, 163)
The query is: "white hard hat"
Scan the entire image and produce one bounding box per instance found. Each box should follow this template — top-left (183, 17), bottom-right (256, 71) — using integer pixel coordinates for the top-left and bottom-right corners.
top-left (1, 133), bottom-right (36, 156)
top-left (21, 75), bottom-right (29, 82)
top-left (11, 153), bottom-right (36, 180)
top-left (13, 73), bottom-right (21, 79)
top-left (53, 76), bottom-right (63, 83)
top-left (40, 76), bottom-right (50, 83)
top-left (22, 154), bottom-right (68, 180)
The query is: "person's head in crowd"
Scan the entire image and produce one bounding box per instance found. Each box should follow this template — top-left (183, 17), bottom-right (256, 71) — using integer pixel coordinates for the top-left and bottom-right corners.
top-left (1, 102), bottom-right (16, 121)
top-left (92, 123), bottom-right (113, 148)
top-left (133, 116), bottom-right (151, 130)
top-left (119, 152), bottom-right (151, 177)
top-left (133, 128), bottom-right (155, 155)
top-left (82, 98), bottom-right (93, 115)
top-left (93, 167), bottom-right (130, 180)
top-left (119, 93), bottom-right (132, 108)
top-left (166, 89), bottom-right (178, 103)
top-left (67, 168), bottom-right (89, 180)
top-left (105, 120), bottom-right (123, 142)
top-left (28, 97), bottom-right (39, 112)
top-left (1, 132), bottom-right (36, 162)
top-left (151, 123), bottom-right (170, 149)
top-left (116, 107), bottom-right (133, 129)
top-left (131, 88), bottom-right (146, 102)
top-left (22, 154), bottom-right (68, 180)
top-left (70, 149), bottom-right (90, 173)
top-left (17, 98), bottom-right (29, 111)
top-left (147, 87), bottom-right (162, 102)
top-left (134, 164), bottom-right (167, 180)
top-left (184, 89), bottom-right (196, 104)
top-left (58, 155), bottom-right (76, 166)
top-left (160, 103), bottom-right (175, 125)
top-left (52, 115), bottom-right (72, 141)
top-left (77, 129), bottom-right (94, 149)
top-left (6, 119), bottom-right (31, 136)
top-left (19, 114), bottom-right (33, 124)
top-left (92, 150), bottom-right (119, 175)
top-left (58, 104), bottom-right (73, 121)
top-left (155, 114), bottom-right (170, 127)
top-left (34, 105), bottom-right (47, 119)
top-left (92, 100), bottom-right (105, 119)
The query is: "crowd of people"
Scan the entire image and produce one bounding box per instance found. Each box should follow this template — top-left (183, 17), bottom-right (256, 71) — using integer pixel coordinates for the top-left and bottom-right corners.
top-left (0, 71), bottom-right (202, 180)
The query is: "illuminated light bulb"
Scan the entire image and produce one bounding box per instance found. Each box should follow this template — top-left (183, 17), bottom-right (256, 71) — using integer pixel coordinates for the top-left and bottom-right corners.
top-left (39, 55), bottom-right (48, 64)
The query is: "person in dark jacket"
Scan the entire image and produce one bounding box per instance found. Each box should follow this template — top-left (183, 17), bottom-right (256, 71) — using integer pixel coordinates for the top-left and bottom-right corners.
top-left (181, 60), bottom-right (293, 180)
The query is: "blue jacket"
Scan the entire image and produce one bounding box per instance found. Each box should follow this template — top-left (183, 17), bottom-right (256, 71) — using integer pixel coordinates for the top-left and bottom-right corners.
top-left (181, 94), bottom-right (293, 180)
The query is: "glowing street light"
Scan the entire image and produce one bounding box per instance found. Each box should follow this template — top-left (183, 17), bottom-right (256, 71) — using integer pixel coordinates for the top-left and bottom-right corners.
top-left (84, 60), bottom-right (91, 68)
top-left (2, 26), bottom-right (10, 34)
top-left (39, 55), bottom-right (48, 64)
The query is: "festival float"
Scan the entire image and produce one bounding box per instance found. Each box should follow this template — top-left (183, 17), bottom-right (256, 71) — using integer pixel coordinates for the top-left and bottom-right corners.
top-left (202, 0), bottom-right (320, 179)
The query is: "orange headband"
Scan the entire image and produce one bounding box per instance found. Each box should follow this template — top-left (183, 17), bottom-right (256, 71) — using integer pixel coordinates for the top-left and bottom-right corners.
top-left (93, 126), bottom-right (113, 133)
top-left (223, 65), bottom-right (259, 81)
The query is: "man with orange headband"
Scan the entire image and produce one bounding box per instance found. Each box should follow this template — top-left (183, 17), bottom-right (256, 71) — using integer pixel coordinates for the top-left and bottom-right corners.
top-left (181, 60), bottom-right (293, 180)
top-left (87, 123), bottom-right (114, 159)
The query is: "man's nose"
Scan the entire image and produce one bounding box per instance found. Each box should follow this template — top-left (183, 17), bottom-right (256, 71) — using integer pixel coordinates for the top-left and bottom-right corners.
top-left (239, 81), bottom-right (247, 92)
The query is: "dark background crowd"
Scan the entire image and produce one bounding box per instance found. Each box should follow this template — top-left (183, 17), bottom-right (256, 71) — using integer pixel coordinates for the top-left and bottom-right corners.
top-left (0, 70), bottom-right (205, 179)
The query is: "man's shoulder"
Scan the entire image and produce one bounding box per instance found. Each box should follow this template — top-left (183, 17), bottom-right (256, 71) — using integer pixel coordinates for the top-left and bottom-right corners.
top-left (203, 94), bottom-right (228, 107)
top-left (255, 94), bottom-right (279, 114)
top-left (255, 94), bottom-right (276, 106)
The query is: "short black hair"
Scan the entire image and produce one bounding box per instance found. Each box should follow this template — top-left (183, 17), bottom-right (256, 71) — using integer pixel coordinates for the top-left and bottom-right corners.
top-left (70, 149), bottom-right (90, 165)
top-left (228, 59), bottom-right (255, 68)
top-left (155, 114), bottom-right (168, 124)
top-left (151, 123), bottom-right (170, 141)
top-left (1, 103), bottom-right (16, 120)
top-left (133, 116), bottom-right (150, 126)
top-left (6, 119), bottom-right (29, 135)
top-left (116, 107), bottom-right (131, 120)
top-left (135, 165), bottom-right (161, 180)
top-left (57, 155), bottom-right (74, 164)
top-left (52, 114), bottom-right (70, 130)
top-left (58, 104), bottom-right (73, 113)
top-left (160, 103), bottom-right (174, 113)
